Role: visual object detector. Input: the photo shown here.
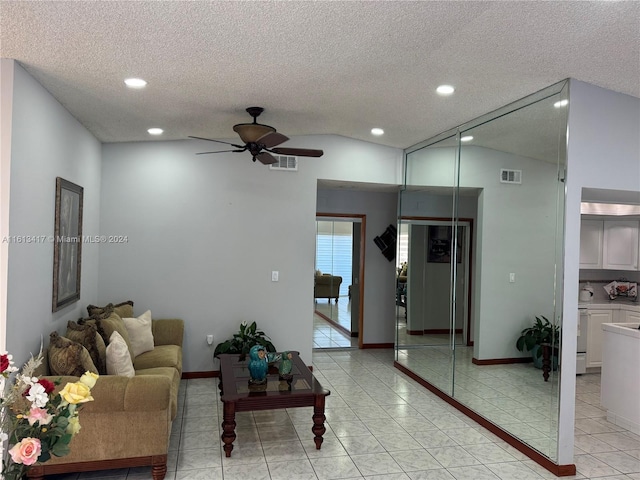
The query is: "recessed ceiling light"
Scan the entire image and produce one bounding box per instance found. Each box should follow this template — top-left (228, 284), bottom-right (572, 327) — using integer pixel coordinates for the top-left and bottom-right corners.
top-left (461, 135), bottom-right (474, 142)
top-left (147, 128), bottom-right (163, 135)
top-left (371, 128), bottom-right (384, 136)
top-left (436, 85), bottom-right (455, 95)
top-left (124, 78), bottom-right (147, 88)
top-left (554, 99), bottom-right (569, 108)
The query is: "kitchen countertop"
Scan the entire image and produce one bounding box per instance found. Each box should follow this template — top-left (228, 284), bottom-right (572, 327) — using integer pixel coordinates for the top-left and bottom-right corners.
top-left (602, 322), bottom-right (640, 338)
top-left (579, 301), bottom-right (640, 311)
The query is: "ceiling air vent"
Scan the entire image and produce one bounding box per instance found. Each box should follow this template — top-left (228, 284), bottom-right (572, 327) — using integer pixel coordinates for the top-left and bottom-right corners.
top-left (500, 169), bottom-right (522, 184)
top-left (270, 155), bottom-right (298, 171)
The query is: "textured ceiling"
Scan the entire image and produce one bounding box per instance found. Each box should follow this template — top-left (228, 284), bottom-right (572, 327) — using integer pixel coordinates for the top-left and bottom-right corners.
top-left (1, 1), bottom-right (639, 149)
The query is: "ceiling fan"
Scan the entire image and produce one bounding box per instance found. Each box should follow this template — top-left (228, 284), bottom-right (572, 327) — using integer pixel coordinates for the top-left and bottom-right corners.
top-left (189, 107), bottom-right (324, 165)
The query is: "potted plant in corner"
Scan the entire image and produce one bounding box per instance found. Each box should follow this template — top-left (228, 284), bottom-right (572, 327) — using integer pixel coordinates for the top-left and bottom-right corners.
top-left (516, 315), bottom-right (560, 370)
top-left (214, 321), bottom-right (277, 360)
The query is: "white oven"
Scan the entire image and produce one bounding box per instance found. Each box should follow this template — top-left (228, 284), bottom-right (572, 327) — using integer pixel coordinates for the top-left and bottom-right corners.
top-left (577, 307), bottom-right (588, 374)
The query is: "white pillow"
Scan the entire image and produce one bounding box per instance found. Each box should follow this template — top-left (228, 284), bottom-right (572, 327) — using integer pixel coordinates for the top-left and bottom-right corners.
top-left (122, 310), bottom-right (154, 357)
top-left (106, 331), bottom-right (135, 377)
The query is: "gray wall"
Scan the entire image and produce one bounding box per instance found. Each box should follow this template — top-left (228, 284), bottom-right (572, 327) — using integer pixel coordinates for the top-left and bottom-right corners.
top-left (99, 138), bottom-right (402, 372)
top-left (6, 62), bottom-right (102, 366)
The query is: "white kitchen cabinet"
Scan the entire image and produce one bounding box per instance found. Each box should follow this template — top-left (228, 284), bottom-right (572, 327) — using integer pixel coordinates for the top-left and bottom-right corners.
top-left (602, 220), bottom-right (639, 270)
top-left (580, 220), bottom-right (604, 269)
top-left (586, 309), bottom-right (613, 367)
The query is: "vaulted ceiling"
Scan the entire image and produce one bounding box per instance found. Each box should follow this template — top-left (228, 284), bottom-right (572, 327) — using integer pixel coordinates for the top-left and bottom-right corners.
top-left (2, 1), bottom-right (639, 149)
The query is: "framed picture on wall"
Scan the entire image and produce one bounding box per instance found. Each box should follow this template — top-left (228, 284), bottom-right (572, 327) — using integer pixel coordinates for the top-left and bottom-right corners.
top-left (52, 177), bottom-right (83, 312)
top-left (427, 225), bottom-right (463, 263)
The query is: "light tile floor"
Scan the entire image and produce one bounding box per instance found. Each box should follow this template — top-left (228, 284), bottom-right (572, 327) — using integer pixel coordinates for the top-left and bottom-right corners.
top-left (50, 349), bottom-right (639, 480)
top-left (313, 313), bottom-right (356, 349)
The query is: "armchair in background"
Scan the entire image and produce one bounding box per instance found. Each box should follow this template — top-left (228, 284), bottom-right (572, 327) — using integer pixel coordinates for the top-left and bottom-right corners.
top-left (314, 271), bottom-right (343, 303)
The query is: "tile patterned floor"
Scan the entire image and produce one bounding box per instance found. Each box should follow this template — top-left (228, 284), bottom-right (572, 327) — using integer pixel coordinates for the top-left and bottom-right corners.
top-left (313, 296), bottom-right (357, 348)
top-left (49, 349), bottom-right (640, 480)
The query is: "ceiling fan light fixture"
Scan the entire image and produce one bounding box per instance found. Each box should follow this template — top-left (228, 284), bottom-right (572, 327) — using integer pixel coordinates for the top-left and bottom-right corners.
top-left (233, 123), bottom-right (276, 143)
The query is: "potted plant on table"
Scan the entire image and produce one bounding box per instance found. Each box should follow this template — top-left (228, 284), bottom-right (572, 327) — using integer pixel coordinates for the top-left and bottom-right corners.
top-left (214, 321), bottom-right (277, 360)
top-left (515, 315), bottom-right (560, 370)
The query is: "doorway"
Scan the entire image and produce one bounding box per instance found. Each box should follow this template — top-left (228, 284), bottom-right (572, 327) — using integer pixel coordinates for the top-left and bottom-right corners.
top-left (314, 214), bottom-right (365, 349)
top-left (397, 218), bottom-right (473, 349)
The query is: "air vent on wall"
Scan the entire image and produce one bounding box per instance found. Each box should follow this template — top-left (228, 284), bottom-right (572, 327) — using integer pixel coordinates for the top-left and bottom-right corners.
top-left (269, 155), bottom-right (298, 171)
top-left (500, 169), bottom-right (522, 184)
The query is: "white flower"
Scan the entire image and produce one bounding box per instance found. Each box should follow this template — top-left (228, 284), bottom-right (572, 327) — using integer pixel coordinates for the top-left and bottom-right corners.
top-left (0, 432), bottom-right (7, 442)
top-left (25, 381), bottom-right (48, 409)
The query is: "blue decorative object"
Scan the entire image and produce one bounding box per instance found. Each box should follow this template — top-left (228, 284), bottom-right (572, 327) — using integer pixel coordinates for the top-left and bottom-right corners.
top-left (279, 351), bottom-right (293, 380)
top-left (248, 344), bottom-right (268, 384)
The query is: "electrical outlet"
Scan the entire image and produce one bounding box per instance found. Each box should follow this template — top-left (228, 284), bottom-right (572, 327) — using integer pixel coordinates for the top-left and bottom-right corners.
top-left (206, 334), bottom-right (214, 345)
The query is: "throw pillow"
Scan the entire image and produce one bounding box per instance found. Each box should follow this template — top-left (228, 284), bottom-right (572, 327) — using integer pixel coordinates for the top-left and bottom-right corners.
top-left (105, 331), bottom-right (135, 377)
top-left (66, 321), bottom-right (107, 375)
top-left (97, 312), bottom-right (136, 361)
top-left (122, 310), bottom-right (154, 357)
top-left (87, 300), bottom-right (134, 319)
top-left (48, 332), bottom-right (98, 377)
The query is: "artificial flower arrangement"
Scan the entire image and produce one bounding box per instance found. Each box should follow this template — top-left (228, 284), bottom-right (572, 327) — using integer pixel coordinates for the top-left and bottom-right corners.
top-left (1, 350), bottom-right (98, 480)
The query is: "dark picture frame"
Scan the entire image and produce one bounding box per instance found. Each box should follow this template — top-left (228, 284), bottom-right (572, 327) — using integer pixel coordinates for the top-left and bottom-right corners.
top-left (427, 225), bottom-right (463, 263)
top-left (52, 177), bottom-right (83, 312)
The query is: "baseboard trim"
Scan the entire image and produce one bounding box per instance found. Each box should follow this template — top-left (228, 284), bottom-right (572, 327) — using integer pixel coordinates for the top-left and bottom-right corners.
top-left (472, 357), bottom-right (532, 365)
top-left (182, 371), bottom-right (218, 379)
top-left (408, 328), bottom-right (463, 335)
top-left (362, 343), bottom-right (394, 349)
top-left (393, 361), bottom-right (576, 477)
top-left (314, 310), bottom-right (353, 338)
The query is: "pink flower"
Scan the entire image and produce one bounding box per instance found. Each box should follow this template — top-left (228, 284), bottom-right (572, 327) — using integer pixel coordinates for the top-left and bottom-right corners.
top-left (8, 437), bottom-right (42, 465)
top-left (26, 407), bottom-right (53, 426)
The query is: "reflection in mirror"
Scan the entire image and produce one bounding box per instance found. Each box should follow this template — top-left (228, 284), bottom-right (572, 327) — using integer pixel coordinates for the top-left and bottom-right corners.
top-left (314, 218), bottom-right (358, 347)
top-left (396, 134), bottom-right (458, 396)
top-left (396, 80), bottom-right (568, 464)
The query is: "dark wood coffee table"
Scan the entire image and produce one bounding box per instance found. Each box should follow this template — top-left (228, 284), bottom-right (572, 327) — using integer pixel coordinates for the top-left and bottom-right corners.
top-left (218, 351), bottom-right (330, 457)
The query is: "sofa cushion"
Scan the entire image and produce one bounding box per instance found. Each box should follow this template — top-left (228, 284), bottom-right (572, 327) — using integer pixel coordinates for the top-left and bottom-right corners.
top-left (98, 312), bottom-right (135, 361)
top-left (135, 366), bottom-right (181, 420)
top-left (48, 332), bottom-right (98, 377)
top-left (123, 310), bottom-right (154, 357)
top-left (66, 321), bottom-right (107, 375)
top-left (133, 344), bottom-right (182, 373)
top-left (106, 331), bottom-right (135, 377)
top-left (87, 300), bottom-right (134, 319)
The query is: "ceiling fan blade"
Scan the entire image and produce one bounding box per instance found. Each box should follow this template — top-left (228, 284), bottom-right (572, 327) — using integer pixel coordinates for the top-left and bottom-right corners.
top-left (196, 149), bottom-right (246, 155)
top-left (255, 152), bottom-right (278, 165)
top-left (188, 136), bottom-right (245, 149)
top-left (256, 131), bottom-right (289, 148)
top-left (270, 147), bottom-right (324, 157)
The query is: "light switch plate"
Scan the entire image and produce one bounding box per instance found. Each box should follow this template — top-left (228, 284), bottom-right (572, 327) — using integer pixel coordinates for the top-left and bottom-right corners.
top-left (271, 271), bottom-right (279, 282)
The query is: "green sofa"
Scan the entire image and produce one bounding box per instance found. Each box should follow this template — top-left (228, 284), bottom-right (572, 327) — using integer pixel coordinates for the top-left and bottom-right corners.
top-left (314, 273), bottom-right (343, 303)
top-left (28, 314), bottom-right (184, 480)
